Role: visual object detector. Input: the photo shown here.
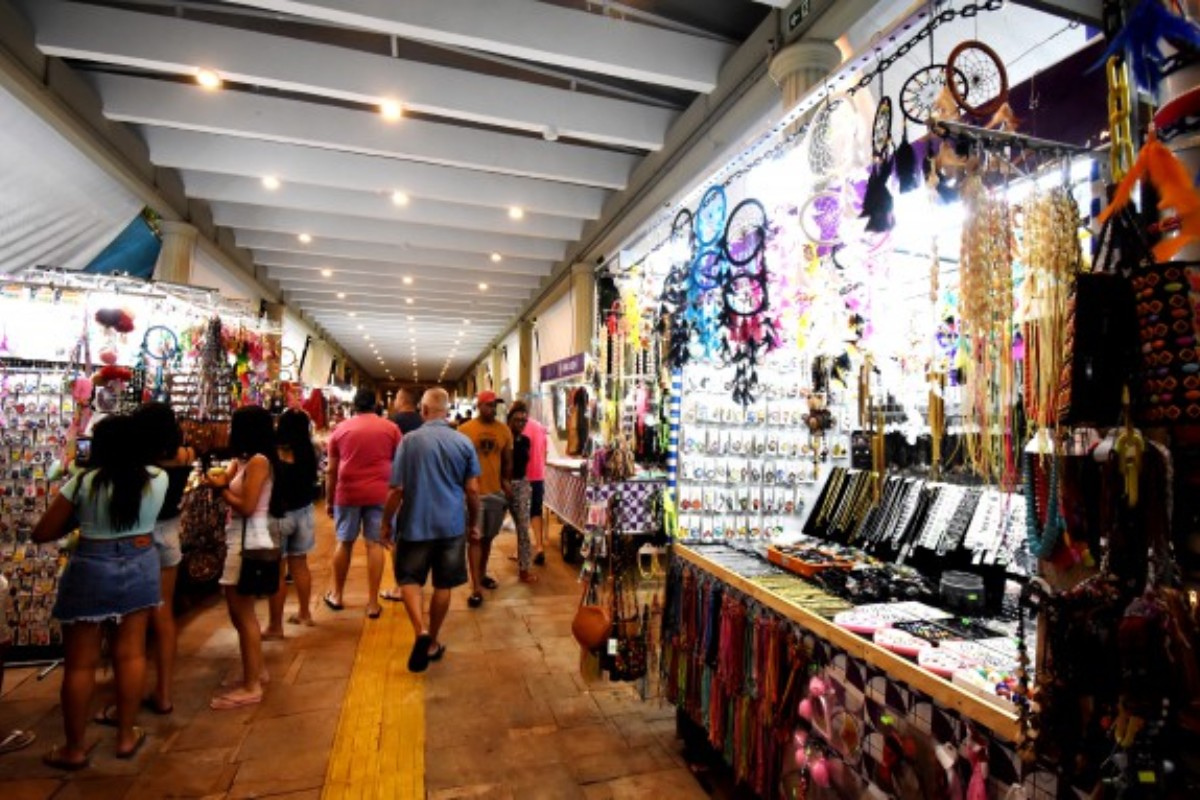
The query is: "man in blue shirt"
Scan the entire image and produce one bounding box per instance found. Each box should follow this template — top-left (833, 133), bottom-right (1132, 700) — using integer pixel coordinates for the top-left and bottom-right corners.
top-left (381, 388), bottom-right (481, 673)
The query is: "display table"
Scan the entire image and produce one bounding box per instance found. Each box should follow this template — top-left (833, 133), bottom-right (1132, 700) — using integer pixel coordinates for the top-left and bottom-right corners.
top-left (544, 457), bottom-right (588, 531)
top-left (675, 544), bottom-right (1018, 739)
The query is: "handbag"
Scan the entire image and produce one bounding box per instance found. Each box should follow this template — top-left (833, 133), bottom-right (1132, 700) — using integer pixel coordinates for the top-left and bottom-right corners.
top-left (179, 475), bottom-right (227, 584)
top-left (571, 570), bottom-right (611, 650)
top-left (235, 517), bottom-right (281, 597)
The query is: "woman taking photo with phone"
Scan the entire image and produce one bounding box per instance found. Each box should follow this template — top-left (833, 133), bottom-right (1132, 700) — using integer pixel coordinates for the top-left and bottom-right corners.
top-left (33, 414), bottom-right (168, 769)
top-left (207, 405), bottom-right (276, 710)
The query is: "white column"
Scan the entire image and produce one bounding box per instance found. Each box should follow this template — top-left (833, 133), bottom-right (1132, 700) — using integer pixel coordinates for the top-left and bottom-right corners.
top-left (768, 39), bottom-right (842, 134)
top-left (153, 220), bottom-right (196, 284)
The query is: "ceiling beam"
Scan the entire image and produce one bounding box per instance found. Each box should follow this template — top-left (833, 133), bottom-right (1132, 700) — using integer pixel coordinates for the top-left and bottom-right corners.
top-left (275, 279), bottom-right (531, 301)
top-left (179, 171), bottom-right (582, 242)
top-left (262, 260), bottom-right (543, 288)
top-left (240, 232), bottom-right (552, 276)
top-left (215, 0), bottom-right (732, 92)
top-left (142, 128), bottom-right (608, 219)
top-left (294, 294), bottom-right (520, 314)
top-left (24, 0), bottom-right (674, 150)
top-left (209, 203), bottom-right (568, 260)
top-left (93, 74), bottom-right (637, 190)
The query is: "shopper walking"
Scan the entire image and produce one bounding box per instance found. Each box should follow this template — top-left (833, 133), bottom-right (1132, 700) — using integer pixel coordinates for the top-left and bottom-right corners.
top-left (458, 391), bottom-right (512, 607)
top-left (33, 414), bottom-right (167, 768)
top-left (506, 401), bottom-right (538, 583)
top-left (207, 406), bottom-right (275, 710)
top-left (523, 411), bottom-right (549, 566)
top-left (264, 409), bottom-right (319, 637)
top-left (325, 388), bottom-right (401, 618)
top-left (131, 402), bottom-right (194, 717)
top-left (390, 385), bottom-right (424, 435)
top-left (381, 388), bottom-right (480, 672)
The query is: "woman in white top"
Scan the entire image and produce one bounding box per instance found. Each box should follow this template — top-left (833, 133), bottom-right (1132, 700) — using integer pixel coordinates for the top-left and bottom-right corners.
top-left (33, 414), bottom-right (168, 769)
top-left (205, 406), bottom-right (275, 710)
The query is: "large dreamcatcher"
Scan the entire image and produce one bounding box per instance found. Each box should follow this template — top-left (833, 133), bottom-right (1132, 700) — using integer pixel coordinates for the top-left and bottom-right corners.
top-left (659, 209), bottom-right (695, 369)
top-left (946, 40), bottom-right (1009, 118)
top-left (720, 198), bottom-right (780, 405)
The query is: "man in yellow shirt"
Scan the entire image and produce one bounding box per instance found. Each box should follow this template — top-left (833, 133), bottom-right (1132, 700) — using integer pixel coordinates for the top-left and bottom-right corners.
top-left (457, 391), bottom-right (512, 608)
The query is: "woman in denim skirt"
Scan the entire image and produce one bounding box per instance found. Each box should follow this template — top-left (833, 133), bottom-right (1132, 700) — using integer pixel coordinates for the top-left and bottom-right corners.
top-left (33, 414), bottom-right (168, 769)
top-left (264, 408), bottom-right (320, 638)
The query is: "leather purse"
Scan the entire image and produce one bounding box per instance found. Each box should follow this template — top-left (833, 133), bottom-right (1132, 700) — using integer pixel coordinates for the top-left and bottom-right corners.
top-left (571, 572), bottom-right (611, 651)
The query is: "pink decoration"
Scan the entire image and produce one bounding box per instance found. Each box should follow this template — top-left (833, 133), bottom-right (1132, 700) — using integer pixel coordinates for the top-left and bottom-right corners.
top-left (808, 676), bottom-right (827, 697)
top-left (99, 347), bottom-right (118, 365)
top-left (799, 698), bottom-right (813, 720)
top-left (72, 378), bottom-right (93, 403)
top-left (810, 756), bottom-right (830, 787)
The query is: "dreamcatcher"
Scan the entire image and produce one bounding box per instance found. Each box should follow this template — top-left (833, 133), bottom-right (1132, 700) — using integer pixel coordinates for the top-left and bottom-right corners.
top-left (659, 209), bottom-right (695, 369)
top-left (125, 325), bottom-right (181, 408)
top-left (946, 40), bottom-right (1010, 119)
top-left (720, 198), bottom-right (780, 405)
top-left (861, 66), bottom-right (897, 234)
top-left (279, 346), bottom-right (298, 382)
top-left (684, 187), bottom-right (729, 364)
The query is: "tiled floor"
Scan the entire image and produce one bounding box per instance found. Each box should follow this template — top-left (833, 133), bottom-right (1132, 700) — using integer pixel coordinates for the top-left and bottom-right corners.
top-left (0, 509), bottom-right (708, 799)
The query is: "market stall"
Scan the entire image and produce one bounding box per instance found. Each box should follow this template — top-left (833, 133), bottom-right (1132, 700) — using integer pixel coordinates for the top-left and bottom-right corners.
top-left (579, 1), bottom-right (1200, 796)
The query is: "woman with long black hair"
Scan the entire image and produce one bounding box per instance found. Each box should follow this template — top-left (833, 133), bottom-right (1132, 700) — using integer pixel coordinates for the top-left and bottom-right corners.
top-left (206, 406), bottom-right (275, 710)
top-left (264, 408), bottom-right (320, 637)
top-left (33, 414), bottom-right (168, 769)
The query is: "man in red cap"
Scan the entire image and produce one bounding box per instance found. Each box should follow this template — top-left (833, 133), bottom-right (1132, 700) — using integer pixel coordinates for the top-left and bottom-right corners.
top-left (457, 391), bottom-right (512, 608)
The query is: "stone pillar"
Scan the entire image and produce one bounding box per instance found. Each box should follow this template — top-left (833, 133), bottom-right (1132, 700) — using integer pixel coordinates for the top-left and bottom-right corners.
top-left (490, 347), bottom-right (503, 394)
top-left (262, 302), bottom-right (285, 383)
top-left (768, 40), bottom-right (842, 134)
top-left (570, 262), bottom-right (594, 357)
top-left (518, 318), bottom-right (534, 395)
top-left (153, 221), bottom-right (197, 285)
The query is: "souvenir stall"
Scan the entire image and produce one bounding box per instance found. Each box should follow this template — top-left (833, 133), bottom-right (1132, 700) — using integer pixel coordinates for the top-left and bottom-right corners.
top-left (593, 1), bottom-right (1200, 796)
top-left (0, 269), bottom-right (282, 661)
top-left (539, 352), bottom-right (592, 561)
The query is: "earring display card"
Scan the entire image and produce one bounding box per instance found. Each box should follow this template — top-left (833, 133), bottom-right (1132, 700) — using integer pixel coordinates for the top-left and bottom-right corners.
top-left (0, 366), bottom-right (74, 659)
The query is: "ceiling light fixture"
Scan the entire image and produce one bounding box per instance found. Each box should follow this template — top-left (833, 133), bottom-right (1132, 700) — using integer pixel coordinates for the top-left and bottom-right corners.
top-left (321, 269), bottom-right (333, 278)
top-left (490, 253), bottom-right (502, 263)
top-left (478, 283), bottom-right (488, 291)
top-left (336, 292), bottom-right (346, 299)
top-left (348, 312), bottom-right (357, 317)
top-left (508, 206), bottom-right (525, 220)
top-left (543, 126), bottom-right (559, 142)
top-left (196, 69), bottom-right (223, 90)
top-left (405, 298), bottom-right (414, 305)
top-left (262, 176), bottom-right (281, 191)
top-left (298, 233), bottom-right (312, 244)
top-left (356, 324), bottom-right (364, 330)
top-left (364, 334), bottom-right (371, 340)
top-left (402, 276), bottom-right (413, 285)
top-left (463, 319), bottom-right (471, 325)
top-left (380, 100), bottom-right (402, 121)
top-left (391, 190), bottom-right (409, 206)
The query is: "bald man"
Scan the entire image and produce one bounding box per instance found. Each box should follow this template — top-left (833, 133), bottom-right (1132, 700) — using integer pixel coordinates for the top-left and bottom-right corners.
top-left (381, 389), bottom-right (481, 673)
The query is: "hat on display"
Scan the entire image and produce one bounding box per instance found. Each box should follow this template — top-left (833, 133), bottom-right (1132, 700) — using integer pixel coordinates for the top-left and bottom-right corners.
top-left (476, 390), bottom-right (504, 405)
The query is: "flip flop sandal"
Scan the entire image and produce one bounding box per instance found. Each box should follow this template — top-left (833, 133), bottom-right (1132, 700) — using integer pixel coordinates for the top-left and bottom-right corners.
top-left (42, 744), bottom-right (91, 771)
top-left (379, 589), bottom-right (404, 602)
top-left (220, 669), bottom-right (270, 689)
top-left (428, 643), bottom-right (447, 662)
top-left (93, 705), bottom-right (119, 728)
top-left (116, 727), bottom-right (148, 760)
top-left (261, 631), bottom-right (286, 641)
top-left (209, 692), bottom-right (263, 711)
top-left (366, 607), bottom-right (382, 620)
top-left (287, 614), bottom-right (316, 626)
top-left (407, 633), bottom-right (433, 673)
top-left (481, 577), bottom-right (499, 590)
top-left (0, 729), bottom-right (35, 755)
top-left (467, 593), bottom-right (483, 609)
top-left (141, 698), bottom-right (173, 716)
top-left (322, 592), bottom-right (345, 611)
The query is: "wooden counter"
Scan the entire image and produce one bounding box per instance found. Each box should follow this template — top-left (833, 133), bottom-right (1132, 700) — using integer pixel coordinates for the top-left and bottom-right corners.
top-left (674, 544), bottom-right (1021, 742)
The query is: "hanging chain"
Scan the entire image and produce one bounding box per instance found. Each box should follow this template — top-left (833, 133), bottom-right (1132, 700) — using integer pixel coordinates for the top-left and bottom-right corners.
top-left (846, 0), bottom-right (1004, 97)
top-left (1106, 56), bottom-right (1135, 182)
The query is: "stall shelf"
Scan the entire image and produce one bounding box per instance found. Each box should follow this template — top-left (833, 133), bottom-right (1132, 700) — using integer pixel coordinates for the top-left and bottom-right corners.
top-left (673, 543), bottom-right (1020, 742)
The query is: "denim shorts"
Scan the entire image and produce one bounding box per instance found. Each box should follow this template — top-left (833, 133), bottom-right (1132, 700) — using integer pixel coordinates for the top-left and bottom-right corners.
top-left (277, 505), bottom-right (316, 556)
top-left (393, 536), bottom-right (467, 589)
top-left (335, 505), bottom-right (384, 544)
top-left (480, 494), bottom-right (507, 541)
top-left (53, 536), bottom-right (161, 624)
top-left (153, 517), bottom-right (183, 569)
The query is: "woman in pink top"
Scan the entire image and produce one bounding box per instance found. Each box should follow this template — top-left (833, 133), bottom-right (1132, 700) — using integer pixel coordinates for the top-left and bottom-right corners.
top-left (523, 415), bottom-right (548, 565)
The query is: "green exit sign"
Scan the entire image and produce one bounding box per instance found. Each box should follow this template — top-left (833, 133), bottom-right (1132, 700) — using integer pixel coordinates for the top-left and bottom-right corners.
top-left (788, 0), bottom-right (813, 32)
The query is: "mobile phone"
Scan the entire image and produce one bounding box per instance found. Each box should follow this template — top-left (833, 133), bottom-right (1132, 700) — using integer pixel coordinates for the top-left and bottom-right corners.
top-left (74, 437), bottom-right (92, 467)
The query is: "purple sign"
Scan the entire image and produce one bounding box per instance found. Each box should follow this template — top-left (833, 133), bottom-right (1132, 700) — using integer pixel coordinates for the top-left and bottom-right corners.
top-left (540, 353), bottom-right (586, 383)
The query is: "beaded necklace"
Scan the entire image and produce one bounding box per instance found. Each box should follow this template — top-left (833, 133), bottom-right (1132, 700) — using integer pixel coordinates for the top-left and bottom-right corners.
top-left (1023, 450), bottom-right (1064, 559)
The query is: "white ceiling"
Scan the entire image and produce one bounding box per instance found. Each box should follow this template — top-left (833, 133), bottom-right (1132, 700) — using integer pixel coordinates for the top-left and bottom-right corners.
top-left (17, 0), bottom-right (770, 384)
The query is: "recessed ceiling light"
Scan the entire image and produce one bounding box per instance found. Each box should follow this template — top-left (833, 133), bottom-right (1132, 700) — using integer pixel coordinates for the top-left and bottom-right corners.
top-left (357, 324), bottom-right (364, 330)
top-left (336, 292), bottom-right (346, 299)
top-left (321, 269), bottom-right (333, 278)
top-left (364, 334), bottom-right (371, 340)
top-left (478, 283), bottom-right (488, 291)
top-left (262, 176), bottom-right (281, 190)
top-left (463, 319), bottom-right (471, 325)
top-left (406, 315), bottom-right (414, 321)
top-left (298, 233), bottom-right (312, 244)
top-left (391, 190), bottom-right (409, 206)
top-left (405, 298), bottom-right (414, 304)
top-left (402, 276), bottom-right (413, 285)
top-left (349, 312), bottom-right (357, 317)
top-left (380, 100), bottom-right (402, 121)
top-left (196, 69), bottom-right (223, 90)
top-left (508, 206), bottom-right (524, 220)
top-left (490, 253), bottom-right (502, 263)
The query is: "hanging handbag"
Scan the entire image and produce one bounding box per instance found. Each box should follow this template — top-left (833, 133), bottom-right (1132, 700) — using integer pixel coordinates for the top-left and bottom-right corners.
top-left (235, 517), bottom-right (281, 597)
top-left (571, 569), bottom-right (611, 650)
top-left (179, 476), bottom-right (227, 583)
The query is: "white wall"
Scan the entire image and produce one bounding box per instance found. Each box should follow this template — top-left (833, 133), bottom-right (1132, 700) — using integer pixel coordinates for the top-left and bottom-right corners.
top-left (500, 328), bottom-right (520, 403)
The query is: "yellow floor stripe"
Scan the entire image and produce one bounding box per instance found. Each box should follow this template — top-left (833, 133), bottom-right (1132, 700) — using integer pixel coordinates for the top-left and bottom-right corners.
top-left (322, 608), bottom-right (423, 800)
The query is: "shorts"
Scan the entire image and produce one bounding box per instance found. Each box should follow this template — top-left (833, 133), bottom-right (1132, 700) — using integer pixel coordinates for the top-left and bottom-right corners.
top-left (54, 536), bottom-right (161, 624)
top-left (153, 517), bottom-right (183, 569)
top-left (529, 480), bottom-right (545, 518)
top-left (219, 519), bottom-right (280, 587)
top-left (393, 536), bottom-right (468, 589)
top-left (277, 505), bottom-right (316, 556)
top-left (480, 494), bottom-right (507, 541)
top-left (335, 505), bottom-right (384, 544)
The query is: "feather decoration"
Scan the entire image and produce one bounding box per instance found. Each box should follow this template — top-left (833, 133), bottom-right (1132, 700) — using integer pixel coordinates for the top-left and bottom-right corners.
top-left (895, 124), bottom-right (919, 193)
top-left (1098, 130), bottom-right (1200, 261)
top-left (861, 158), bottom-right (896, 233)
top-left (1092, 0), bottom-right (1200, 95)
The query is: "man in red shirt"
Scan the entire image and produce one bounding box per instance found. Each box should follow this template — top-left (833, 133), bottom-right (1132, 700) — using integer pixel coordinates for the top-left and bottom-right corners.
top-left (324, 388), bottom-right (402, 618)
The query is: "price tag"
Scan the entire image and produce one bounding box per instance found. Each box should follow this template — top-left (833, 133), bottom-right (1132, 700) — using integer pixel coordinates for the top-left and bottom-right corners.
top-left (607, 638), bottom-right (618, 656)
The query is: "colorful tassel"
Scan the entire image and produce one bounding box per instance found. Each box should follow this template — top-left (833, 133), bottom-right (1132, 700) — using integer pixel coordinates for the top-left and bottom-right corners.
top-left (1093, 0), bottom-right (1200, 95)
top-left (895, 125), bottom-right (919, 193)
top-left (1098, 130), bottom-right (1200, 260)
top-left (861, 157), bottom-right (896, 233)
